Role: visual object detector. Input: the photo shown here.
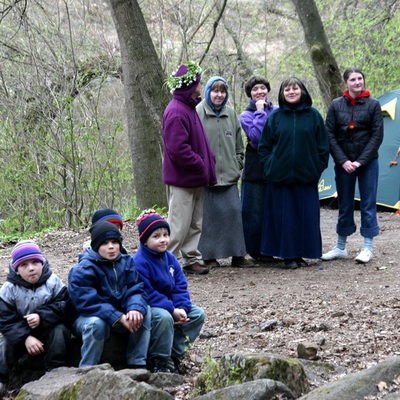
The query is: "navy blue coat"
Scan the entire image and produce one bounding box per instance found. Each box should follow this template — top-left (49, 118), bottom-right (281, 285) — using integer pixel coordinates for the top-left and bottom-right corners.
top-left (68, 249), bottom-right (148, 326)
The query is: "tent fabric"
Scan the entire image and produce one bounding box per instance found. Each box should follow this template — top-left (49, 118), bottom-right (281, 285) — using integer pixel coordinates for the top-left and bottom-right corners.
top-left (318, 89), bottom-right (400, 210)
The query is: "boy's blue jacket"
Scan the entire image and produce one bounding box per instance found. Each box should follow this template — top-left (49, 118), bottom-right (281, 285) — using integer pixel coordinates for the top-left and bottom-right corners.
top-left (68, 249), bottom-right (148, 326)
top-left (0, 260), bottom-right (69, 345)
top-left (134, 245), bottom-right (192, 313)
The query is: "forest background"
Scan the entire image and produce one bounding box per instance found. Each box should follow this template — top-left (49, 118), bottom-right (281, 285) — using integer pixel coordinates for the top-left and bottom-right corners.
top-left (0, 0), bottom-right (398, 237)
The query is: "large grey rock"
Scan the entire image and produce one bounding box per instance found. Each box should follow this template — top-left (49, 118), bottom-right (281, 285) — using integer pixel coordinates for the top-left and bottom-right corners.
top-left (16, 364), bottom-right (174, 400)
top-left (299, 359), bottom-right (351, 387)
top-left (196, 353), bottom-right (309, 398)
top-left (9, 333), bottom-right (128, 390)
top-left (300, 356), bottom-right (400, 400)
top-left (193, 378), bottom-right (295, 399)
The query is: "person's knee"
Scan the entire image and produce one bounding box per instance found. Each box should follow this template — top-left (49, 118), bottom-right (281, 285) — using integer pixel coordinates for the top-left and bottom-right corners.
top-left (82, 317), bottom-right (108, 340)
top-left (190, 306), bottom-right (206, 323)
top-left (152, 309), bottom-right (174, 330)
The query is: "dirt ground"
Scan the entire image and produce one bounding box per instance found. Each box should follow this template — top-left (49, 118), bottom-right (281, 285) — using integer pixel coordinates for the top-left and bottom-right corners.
top-left (1, 206), bottom-right (400, 398)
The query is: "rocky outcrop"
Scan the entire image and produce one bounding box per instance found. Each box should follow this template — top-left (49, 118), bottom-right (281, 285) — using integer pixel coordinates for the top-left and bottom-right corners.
top-left (8, 333), bottom-right (128, 390)
top-left (299, 356), bottom-right (400, 400)
top-left (7, 352), bottom-right (400, 399)
top-left (16, 364), bottom-right (183, 400)
top-left (194, 378), bottom-right (295, 399)
top-left (196, 353), bottom-right (309, 398)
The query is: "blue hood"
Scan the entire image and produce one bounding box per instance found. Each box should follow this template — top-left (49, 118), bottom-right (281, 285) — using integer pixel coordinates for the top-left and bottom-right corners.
top-left (204, 76), bottom-right (229, 113)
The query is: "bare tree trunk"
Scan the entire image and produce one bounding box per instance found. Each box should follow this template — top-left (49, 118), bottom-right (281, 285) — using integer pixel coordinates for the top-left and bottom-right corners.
top-left (108, 0), bottom-right (170, 208)
top-left (291, 0), bottom-right (343, 107)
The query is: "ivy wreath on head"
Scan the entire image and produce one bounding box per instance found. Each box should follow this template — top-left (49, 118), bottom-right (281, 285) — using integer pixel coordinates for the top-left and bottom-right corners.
top-left (163, 61), bottom-right (202, 93)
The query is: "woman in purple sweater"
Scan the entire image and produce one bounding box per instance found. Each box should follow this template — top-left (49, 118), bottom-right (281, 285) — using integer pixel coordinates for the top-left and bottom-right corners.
top-left (240, 76), bottom-right (278, 263)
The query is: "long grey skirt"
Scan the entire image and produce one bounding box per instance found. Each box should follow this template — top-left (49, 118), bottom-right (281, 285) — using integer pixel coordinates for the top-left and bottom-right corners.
top-left (198, 185), bottom-right (247, 260)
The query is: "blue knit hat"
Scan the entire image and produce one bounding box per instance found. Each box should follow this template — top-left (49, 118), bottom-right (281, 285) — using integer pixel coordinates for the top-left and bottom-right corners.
top-left (11, 240), bottom-right (45, 271)
top-left (91, 208), bottom-right (124, 230)
top-left (136, 209), bottom-right (170, 244)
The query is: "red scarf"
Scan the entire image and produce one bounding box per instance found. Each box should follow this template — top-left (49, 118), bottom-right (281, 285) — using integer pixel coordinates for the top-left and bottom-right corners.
top-left (343, 90), bottom-right (370, 133)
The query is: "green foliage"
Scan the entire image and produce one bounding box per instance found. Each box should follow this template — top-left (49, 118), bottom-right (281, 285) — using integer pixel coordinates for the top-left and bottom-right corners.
top-left (1, 0), bottom-right (400, 236)
top-left (124, 205), bottom-right (168, 222)
top-left (0, 1), bottom-right (134, 235)
top-left (317, 0), bottom-right (400, 97)
top-left (196, 352), bottom-right (243, 395)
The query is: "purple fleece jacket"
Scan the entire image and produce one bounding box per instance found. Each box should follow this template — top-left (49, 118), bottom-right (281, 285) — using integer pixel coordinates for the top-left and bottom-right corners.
top-left (162, 84), bottom-right (217, 188)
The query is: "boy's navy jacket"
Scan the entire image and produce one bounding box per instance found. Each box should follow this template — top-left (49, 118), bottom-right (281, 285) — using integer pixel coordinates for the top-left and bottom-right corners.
top-left (133, 245), bottom-right (192, 313)
top-left (0, 260), bottom-right (69, 345)
top-left (68, 249), bottom-right (148, 326)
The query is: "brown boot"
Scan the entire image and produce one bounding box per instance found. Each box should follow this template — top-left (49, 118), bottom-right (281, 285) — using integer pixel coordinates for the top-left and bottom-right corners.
top-left (183, 262), bottom-right (209, 275)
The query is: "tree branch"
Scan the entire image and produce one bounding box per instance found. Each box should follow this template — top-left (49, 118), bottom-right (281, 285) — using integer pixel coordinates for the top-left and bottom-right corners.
top-left (199, 0), bottom-right (227, 65)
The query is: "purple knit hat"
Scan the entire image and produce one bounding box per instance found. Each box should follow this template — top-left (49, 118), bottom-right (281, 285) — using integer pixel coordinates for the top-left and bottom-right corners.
top-left (11, 240), bottom-right (45, 271)
top-left (136, 209), bottom-right (170, 244)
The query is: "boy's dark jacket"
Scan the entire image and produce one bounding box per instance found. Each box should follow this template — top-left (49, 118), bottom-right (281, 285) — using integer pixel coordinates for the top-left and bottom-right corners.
top-left (0, 260), bottom-right (69, 345)
top-left (68, 249), bottom-right (148, 326)
top-left (258, 80), bottom-right (329, 185)
top-left (134, 245), bottom-right (192, 313)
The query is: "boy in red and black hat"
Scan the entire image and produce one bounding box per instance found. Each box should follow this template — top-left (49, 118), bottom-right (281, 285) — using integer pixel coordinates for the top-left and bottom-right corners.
top-left (134, 209), bottom-right (205, 374)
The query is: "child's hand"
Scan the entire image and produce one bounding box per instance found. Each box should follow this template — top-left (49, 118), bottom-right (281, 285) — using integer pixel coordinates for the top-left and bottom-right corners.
top-left (121, 311), bottom-right (143, 333)
top-left (172, 308), bottom-right (189, 325)
top-left (24, 313), bottom-right (41, 329)
top-left (25, 335), bottom-right (44, 355)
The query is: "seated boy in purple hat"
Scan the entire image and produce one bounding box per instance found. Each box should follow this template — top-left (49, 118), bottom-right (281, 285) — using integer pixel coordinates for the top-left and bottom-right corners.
top-left (0, 241), bottom-right (70, 394)
top-left (134, 209), bottom-right (205, 374)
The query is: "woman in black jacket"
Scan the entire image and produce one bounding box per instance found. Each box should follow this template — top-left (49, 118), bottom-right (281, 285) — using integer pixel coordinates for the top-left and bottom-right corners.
top-left (321, 68), bottom-right (383, 264)
top-left (258, 77), bottom-right (329, 269)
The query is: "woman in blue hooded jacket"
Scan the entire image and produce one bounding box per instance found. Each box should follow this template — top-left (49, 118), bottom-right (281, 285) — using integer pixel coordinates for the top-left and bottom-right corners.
top-left (258, 77), bottom-right (329, 269)
top-left (196, 76), bottom-right (253, 268)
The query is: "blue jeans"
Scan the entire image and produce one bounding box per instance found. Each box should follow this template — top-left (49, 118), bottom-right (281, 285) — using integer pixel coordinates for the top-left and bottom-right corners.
top-left (149, 305), bottom-right (205, 359)
top-left (73, 307), bottom-right (151, 367)
top-left (335, 158), bottom-right (379, 238)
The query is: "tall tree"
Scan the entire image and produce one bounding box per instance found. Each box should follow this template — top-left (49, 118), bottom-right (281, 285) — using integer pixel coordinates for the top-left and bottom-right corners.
top-left (291, 0), bottom-right (343, 107)
top-left (108, 0), bottom-right (170, 209)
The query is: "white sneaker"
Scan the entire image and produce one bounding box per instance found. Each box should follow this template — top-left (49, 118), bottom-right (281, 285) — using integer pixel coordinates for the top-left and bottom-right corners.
top-left (321, 247), bottom-right (348, 261)
top-left (355, 248), bottom-right (372, 263)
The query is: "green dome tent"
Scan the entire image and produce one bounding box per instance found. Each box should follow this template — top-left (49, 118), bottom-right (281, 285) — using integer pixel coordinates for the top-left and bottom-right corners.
top-left (318, 89), bottom-right (400, 210)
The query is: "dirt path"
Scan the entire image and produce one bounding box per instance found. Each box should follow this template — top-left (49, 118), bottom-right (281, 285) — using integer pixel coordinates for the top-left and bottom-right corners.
top-left (1, 207), bottom-right (399, 398)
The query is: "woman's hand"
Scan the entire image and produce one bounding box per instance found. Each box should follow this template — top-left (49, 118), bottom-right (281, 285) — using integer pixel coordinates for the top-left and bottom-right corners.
top-left (255, 99), bottom-right (266, 111)
top-left (342, 160), bottom-right (360, 173)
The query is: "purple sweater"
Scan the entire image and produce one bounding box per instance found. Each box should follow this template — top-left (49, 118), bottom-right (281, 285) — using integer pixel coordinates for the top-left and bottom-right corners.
top-left (162, 86), bottom-right (217, 188)
top-left (240, 99), bottom-right (278, 149)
